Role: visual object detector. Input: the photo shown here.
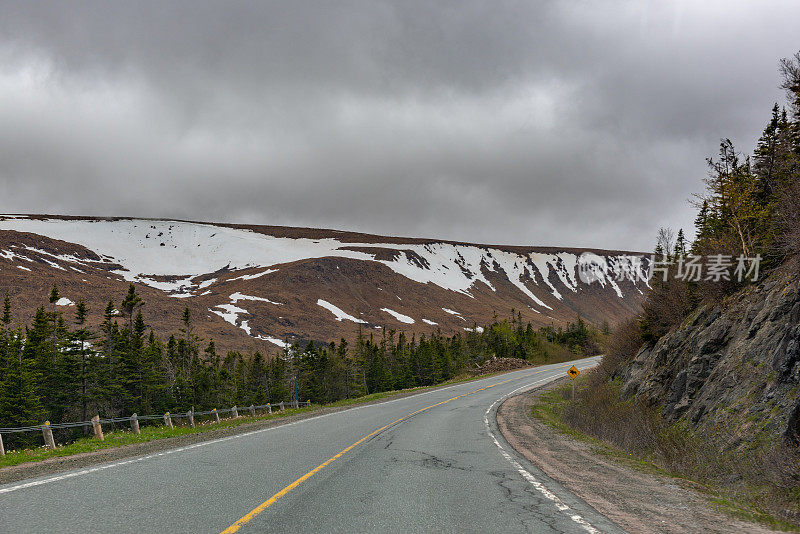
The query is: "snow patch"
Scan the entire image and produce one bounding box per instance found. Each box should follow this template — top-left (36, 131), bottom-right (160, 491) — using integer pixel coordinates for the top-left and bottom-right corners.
top-left (230, 292), bottom-right (282, 306)
top-left (210, 304), bottom-right (249, 326)
top-left (422, 319), bottom-right (438, 326)
top-left (254, 335), bottom-right (290, 348)
top-left (56, 297), bottom-right (75, 306)
top-left (317, 299), bottom-right (367, 323)
top-left (381, 308), bottom-right (414, 324)
top-left (228, 269), bottom-right (278, 281)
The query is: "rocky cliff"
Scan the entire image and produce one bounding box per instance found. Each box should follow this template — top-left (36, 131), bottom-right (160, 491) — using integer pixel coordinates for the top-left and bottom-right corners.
top-left (620, 267), bottom-right (800, 447)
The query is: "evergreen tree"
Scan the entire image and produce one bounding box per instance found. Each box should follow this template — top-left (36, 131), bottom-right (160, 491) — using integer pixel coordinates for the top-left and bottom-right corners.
top-left (120, 284), bottom-right (144, 334)
top-left (673, 229), bottom-right (687, 257)
top-left (0, 327), bottom-right (45, 447)
top-left (2, 294), bottom-right (11, 326)
top-left (69, 300), bottom-right (97, 425)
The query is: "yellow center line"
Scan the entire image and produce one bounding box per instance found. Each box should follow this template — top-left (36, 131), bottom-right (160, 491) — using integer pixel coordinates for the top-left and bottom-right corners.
top-left (220, 369), bottom-right (547, 533)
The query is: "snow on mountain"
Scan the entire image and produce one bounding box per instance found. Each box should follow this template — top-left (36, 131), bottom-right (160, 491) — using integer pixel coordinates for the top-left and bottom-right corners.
top-left (0, 215), bottom-right (651, 353)
top-left (0, 217), bottom-right (649, 307)
top-left (380, 308), bottom-right (415, 324)
top-left (317, 299), bottom-right (367, 324)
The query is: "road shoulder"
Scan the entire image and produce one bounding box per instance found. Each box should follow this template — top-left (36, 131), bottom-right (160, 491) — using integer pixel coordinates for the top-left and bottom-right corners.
top-left (496, 379), bottom-right (777, 534)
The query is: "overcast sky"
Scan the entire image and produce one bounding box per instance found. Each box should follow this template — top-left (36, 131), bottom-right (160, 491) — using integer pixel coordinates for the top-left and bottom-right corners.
top-left (0, 1), bottom-right (798, 251)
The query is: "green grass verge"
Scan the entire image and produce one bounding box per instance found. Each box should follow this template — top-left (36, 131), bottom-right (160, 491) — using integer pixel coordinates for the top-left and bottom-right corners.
top-left (0, 406), bottom-right (315, 469)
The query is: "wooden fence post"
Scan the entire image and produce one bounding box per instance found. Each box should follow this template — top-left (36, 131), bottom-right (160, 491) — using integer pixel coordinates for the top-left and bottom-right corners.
top-left (231, 406), bottom-right (239, 418)
top-left (188, 409), bottom-right (195, 428)
top-left (131, 413), bottom-right (140, 435)
top-left (0, 432), bottom-right (5, 456)
top-left (42, 421), bottom-right (56, 450)
top-left (213, 408), bottom-right (220, 423)
top-left (91, 415), bottom-right (104, 441)
top-left (164, 412), bottom-right (173, 429)
top-left (249, 405), bottom-right (255, 417)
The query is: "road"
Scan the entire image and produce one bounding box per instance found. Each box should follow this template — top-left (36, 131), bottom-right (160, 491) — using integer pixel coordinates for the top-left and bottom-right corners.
top-left (0, 356), bottom-right (623, 534)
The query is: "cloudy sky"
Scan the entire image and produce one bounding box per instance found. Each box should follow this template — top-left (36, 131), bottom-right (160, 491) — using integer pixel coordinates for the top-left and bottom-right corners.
top-left (0, 1), bottom-right (797, 251)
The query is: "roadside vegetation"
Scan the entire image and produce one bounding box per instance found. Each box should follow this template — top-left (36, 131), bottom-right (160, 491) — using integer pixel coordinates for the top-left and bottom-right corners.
top-left (537, 52), bottom-right (800, 530)
top-left (533, 380), bottom-right (800, 531)
top-left (1, 361), bottom-right (553, 469)
top-left (0, 277), bottom-right (603, 452)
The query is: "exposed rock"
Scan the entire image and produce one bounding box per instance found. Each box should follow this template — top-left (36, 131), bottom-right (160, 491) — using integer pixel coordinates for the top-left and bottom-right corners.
top-left (620, 268), bottom-right (800, 448)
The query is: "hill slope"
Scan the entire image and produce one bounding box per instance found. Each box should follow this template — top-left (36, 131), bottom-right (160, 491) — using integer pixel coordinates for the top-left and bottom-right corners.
top-left (0, 215), bottom-right (649, 353)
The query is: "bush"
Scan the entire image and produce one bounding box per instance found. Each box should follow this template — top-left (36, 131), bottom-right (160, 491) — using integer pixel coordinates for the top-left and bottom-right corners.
top-left (596, 318), bottom-right (642, 380)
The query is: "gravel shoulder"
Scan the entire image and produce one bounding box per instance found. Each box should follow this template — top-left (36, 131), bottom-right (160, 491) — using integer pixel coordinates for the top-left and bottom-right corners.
top-left (497, 379), bottom-right (777, 534)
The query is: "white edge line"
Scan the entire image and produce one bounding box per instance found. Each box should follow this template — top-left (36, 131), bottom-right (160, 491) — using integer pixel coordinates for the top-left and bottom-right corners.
top-left (483, 361), bottom-right (601, 534)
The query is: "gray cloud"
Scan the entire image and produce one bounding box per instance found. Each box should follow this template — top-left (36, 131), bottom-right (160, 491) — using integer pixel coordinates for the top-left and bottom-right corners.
top-left (1, 1), bottom-right (798, 251)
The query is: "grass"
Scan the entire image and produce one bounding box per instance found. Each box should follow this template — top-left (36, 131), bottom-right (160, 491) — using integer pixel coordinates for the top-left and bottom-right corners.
top-left (0, 405), bottom-right (315, 469)
top-left (0, 365), bottom-right (535, 470)
top-left (531, 380), bottom-right (800, 532)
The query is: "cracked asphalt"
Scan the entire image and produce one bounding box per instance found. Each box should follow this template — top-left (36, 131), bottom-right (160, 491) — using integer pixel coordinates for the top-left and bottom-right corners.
top-left (0, 357), bottom-right (623, 533)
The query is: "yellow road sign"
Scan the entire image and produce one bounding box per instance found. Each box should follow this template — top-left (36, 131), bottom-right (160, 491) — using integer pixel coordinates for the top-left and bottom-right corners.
top-left (567, 366), bottom-right (580, 379)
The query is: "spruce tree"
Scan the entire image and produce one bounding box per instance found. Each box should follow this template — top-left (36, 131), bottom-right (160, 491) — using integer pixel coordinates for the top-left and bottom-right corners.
top-left (0, 328), bottom-right (45, 447)
top-left (120, 283), bottom-right (144, 334)
top-left (2, 294), bottom-right (11, 326)
top-left (70, 300), bottom-right (96, 425)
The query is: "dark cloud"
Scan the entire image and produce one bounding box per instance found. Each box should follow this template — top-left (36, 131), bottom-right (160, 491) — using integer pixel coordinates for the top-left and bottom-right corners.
top-left (1, 1), bottom-right (798, 251)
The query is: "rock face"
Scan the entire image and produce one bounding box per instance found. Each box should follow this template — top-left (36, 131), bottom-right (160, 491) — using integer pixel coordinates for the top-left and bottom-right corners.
top-left (620, 268), bottom-right (800, 447)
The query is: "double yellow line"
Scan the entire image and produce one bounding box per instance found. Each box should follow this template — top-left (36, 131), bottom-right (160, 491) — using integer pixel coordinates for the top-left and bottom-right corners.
top-left (221, 369), bottom-right (547, 533)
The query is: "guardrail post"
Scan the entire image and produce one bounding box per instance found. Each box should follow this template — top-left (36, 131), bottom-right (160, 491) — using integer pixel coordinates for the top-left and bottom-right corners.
top-left (249, 405), bottom-right (255, 417)
top-left (131, 413), bottom-right (140, 434)
top-left (279, 401), bottom-right (285, 413)
top-left (42, 421), bottom-right (56, 450)
top-left (267, 403), bottom-right (272, 414)
top-left (213, 408), bottom-right (220, 423)
top-left (91, 415), bottom-right (104, 441)
top-left (231, 406), bottom-right (239, 418)
top-left (0, 432), bottom-right (5, 456)
top-left (164, 412), bottom-right (173, 429)
top-left (188, 409), bottom-right (195, 428)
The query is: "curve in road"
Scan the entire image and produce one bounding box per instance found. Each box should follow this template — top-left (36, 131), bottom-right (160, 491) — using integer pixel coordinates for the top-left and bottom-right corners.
top-left (1, 356), bottom-right (622, 533)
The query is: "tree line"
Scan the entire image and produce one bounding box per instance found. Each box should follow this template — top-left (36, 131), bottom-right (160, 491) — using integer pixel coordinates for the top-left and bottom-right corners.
top-left (0, 283), bottom-right (599, 447)
top-left (638, 52), bottom-right (800, 343)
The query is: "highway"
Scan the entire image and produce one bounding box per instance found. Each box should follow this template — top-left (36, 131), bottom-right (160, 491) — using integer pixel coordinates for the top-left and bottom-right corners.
top-left (0, 356), bottom-right (622, 533)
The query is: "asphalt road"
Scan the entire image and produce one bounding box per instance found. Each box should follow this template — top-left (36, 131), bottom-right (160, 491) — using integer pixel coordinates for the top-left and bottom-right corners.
top-left (0, 356), bottom-right (623, 534)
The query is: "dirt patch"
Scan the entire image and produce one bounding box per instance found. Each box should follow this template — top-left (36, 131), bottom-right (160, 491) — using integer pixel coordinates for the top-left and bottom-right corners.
top-left (497, 380), bottom-right (777, 534)
top-left (472, 357), bottom-right (531, 374)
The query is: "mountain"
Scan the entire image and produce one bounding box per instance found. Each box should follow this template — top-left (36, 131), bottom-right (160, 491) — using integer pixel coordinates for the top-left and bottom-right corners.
top-left (0, 215), bottom-right (650, 354)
